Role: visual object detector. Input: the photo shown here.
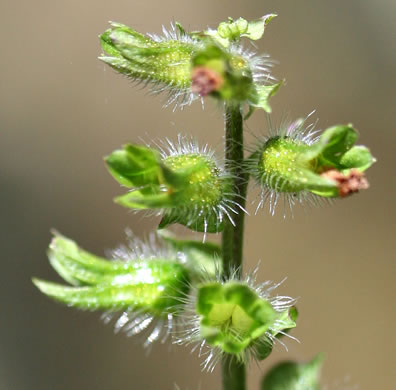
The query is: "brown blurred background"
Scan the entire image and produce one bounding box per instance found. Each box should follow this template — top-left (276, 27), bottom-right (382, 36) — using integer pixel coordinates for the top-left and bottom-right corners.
top-left (1, 0), bottom-right (395, 389)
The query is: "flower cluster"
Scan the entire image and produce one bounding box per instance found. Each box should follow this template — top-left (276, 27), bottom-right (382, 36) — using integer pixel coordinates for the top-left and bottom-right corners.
top-left (99, 18), bottom-right (280, 111)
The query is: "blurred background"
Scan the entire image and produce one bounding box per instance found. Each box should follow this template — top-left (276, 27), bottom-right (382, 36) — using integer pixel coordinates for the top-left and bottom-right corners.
top-left (1, 0), bottom-right (395, 389)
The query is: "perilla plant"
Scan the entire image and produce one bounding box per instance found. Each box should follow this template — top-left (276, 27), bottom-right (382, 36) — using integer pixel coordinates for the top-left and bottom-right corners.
top-left (33, 15), bottom-right (375, 390)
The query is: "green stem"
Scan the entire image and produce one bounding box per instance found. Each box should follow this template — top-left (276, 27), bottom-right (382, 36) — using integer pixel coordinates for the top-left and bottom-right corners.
top-left (222, 353), bottom-right (246, 390)
top-left (221, 103), bottom-right (248, 390)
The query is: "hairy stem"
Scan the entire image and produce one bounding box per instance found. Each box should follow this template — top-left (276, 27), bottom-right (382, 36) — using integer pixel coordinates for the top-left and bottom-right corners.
top-left (221, 103), bottom-right (248, 390)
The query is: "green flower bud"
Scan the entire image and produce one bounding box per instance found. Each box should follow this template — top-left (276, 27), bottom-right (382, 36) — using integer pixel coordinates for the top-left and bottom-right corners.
top-left (99, 22), bottom-right (202, 108)
top-left (177, 272), bottom-right (297, 370)
top-left (205, 15), bottom-right (277, 47)
top-left (249, 117), bottom-right (376, 214)
top-left (33, 232), bottom-right (190, 344)
top-left (105, 136), bottom-right (240, 234)
top-left (261, 355), bottom-right (323, 390)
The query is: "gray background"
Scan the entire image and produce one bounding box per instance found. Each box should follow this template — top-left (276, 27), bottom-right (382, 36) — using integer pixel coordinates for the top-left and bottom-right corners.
top-left (1, 0), bottom-right (395, 389)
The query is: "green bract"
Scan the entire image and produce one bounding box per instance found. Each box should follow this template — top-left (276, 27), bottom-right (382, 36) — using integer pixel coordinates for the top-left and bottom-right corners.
top-left (106, 140), bottom-right (236, 233)
top-left (32, 233), bottom-right (189, 317)
top-left (250, 122), bottom-right (375, 210)
top-left (261, 355), bottom-right (323, 390)
top-left (195, 281), bottom-right (297, 362)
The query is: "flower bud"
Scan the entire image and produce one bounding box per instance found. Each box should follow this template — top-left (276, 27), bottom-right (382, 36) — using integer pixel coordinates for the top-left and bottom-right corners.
top-left (99, 22), bottom-right (202, 108)
top-left (249, 119), bottom-right (376, 213)
top-left (33, 232), bottom-right (190, 344)
top-left (106, 137), bottom-right (240, 233)
top-left (176, 273), bottom-right (297, 370)
top-left (205, 15), bottom-right (277, 47)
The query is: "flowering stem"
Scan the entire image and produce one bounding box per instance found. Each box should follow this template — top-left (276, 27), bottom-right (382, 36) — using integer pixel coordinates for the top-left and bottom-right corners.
top-left (221, 103), bottom-right (248, 390)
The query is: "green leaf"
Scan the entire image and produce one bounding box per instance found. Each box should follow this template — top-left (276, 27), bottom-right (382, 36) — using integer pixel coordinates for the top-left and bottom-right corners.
top-left (261, 354), bottom-right (324, 390)
top-left (105, 144), bottom-right (161, 189)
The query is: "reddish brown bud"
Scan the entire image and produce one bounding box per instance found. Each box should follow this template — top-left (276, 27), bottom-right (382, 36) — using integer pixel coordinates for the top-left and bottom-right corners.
top-left (321, 168), bottom-right (369, 197)
top-left (191, 66), bottom-right (224, 96)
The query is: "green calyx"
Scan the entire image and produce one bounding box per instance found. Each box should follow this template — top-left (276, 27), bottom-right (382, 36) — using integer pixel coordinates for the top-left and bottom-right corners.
top-left (99, 22), bottom-right (197, 91)
top-left (261, 354), bottom-right (324, 390)
top-left (32, 233), bottom-right (190, 317)
top-left (105, 142), bottom-right (231, 233)
top-left (252, 124), bottom-right (376, 197)
top-left (196, 281), bottom-right (296, 360)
